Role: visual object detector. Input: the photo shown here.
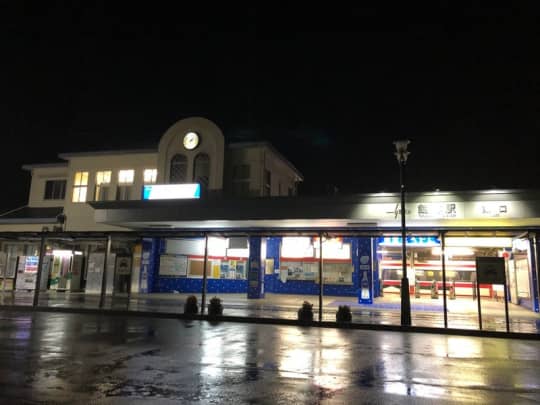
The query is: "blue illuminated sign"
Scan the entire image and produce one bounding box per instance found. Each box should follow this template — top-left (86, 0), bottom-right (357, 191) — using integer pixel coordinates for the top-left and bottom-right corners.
top-left (379, 236), bottom-right (440, 247)
top-left (142, 184), bottom-right (201, 200)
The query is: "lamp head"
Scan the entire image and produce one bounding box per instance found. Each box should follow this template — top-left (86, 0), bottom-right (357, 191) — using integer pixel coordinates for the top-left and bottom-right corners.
top-left (393, 139), bottom-right (410, 163)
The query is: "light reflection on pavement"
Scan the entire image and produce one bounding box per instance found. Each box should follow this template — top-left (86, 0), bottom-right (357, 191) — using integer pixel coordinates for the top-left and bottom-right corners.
top-left (0, 310), bottom-right (539, 404)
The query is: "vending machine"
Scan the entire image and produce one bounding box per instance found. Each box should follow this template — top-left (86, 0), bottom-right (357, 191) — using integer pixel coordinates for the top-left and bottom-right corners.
top-left (15, 256), bottom-right (39, 291)
top-left (85, 252), bottom-right (105, 294)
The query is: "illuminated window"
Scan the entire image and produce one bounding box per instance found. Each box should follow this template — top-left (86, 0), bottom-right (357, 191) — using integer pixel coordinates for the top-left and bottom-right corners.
top-left (72, 171), bottom-right (89, 202)
top-left (44, 180), bottom-right (66, 200)
top-left (117, 170), bottom-right (134, 200)
top-left (118, 170), bottom-right (134, 184)
top-left (94, 171), bottom-right (111, 201)
top-left (143, 168), bottom-right (157, 184)
top-left (96, 170), bottom-right (111, 185)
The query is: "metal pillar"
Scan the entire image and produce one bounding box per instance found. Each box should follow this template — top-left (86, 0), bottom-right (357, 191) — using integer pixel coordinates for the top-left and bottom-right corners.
top-left (476, 273), bottom-right (482, 330)
top-left (32, 235), bottom-right (46, 307)
top-left (441, 232), bottom-right (448, 329)
top-left (529, 232), bottom-right (539, 313)
top-left (99, 235), bottom-right (112, 309)
top-left (201, 234), bottom-right (208, 315)
top-left (399, 161), bottom-right (411, 326)
top-left (319, 232), bottom-right (323, 322)
top-left (1, 241), bottom-right (5, 297)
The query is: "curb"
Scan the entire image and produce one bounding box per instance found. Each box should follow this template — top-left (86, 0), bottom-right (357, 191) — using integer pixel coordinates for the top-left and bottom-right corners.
top-left (1, 304), bottom-right (539, 340)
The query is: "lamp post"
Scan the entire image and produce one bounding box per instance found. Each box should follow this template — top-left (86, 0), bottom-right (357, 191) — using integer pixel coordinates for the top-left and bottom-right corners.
top-left (394, 139), bottom-right (411, 326)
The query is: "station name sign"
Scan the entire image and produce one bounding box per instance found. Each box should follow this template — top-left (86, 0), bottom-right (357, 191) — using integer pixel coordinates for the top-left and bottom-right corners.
top-left (142, 184), bottom-right (201, 200)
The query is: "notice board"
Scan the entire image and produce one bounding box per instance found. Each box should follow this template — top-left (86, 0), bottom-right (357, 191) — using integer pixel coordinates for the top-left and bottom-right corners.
top-left (159, 254), bottom-right (188, 277)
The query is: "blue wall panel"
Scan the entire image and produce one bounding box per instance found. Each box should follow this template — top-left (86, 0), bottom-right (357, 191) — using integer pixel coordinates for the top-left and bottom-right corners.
top-left (157, 277), bottom-right (247, 294)
top-left (151, 236), bottom-right (375, 299)
top-left (140, 237), bottom-right (160, 293)
top-left (247, 237), bottom-right (265, 298)
top-left (531, 240), bottom-right (539, 312)
top-left (358, 237), bottom-right (373, 304)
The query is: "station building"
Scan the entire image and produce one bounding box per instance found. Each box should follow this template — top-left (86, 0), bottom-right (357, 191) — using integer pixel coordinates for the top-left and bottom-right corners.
top-left (0, 117), bottom-right (538, 320)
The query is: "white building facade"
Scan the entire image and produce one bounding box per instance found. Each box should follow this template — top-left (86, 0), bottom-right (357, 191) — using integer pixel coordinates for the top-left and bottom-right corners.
top-left (0, 117), bottom-right (539, 327)
top-left (0, 117), bottom-right (303, 232)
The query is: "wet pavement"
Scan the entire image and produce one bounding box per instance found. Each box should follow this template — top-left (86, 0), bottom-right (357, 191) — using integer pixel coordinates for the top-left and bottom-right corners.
top-left (3, 290), bottom-right (540, 334)
top-left (1, 310), bottom-right (540, 404)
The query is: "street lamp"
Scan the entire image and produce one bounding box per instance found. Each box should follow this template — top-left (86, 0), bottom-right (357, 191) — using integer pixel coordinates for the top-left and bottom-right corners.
top-left (394, 139), bottom-right (411, 326)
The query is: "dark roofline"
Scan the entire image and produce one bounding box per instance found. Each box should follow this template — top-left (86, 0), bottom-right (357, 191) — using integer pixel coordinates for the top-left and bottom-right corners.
top-left (58, 149), bottom-right (157, 159)
top-left (228, 141), bottom-right (304, 181)
top-left (0, 206), bottom-right (64, 224)
top-left (22, 163), bottom-right (68, 171)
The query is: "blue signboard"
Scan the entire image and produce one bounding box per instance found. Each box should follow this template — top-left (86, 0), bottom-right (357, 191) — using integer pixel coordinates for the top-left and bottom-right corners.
top-left (142, 184), bottom-right (201, 200)
top-left (379, 236), bottom-right (440, 247)
top-left (358, 238), bottom-right (373, 304)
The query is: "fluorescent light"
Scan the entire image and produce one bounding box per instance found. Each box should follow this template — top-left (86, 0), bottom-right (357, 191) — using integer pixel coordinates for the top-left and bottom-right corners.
top-left (52, 249), bottom-right (73, 257)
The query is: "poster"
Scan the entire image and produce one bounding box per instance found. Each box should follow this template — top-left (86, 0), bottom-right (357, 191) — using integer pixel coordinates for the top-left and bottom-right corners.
top-left (159, 254), bottom-right (188, 277)
top-left (116, 256), bottom-right (132, 275)
top-left (25, 256), bottom-right (39, 273)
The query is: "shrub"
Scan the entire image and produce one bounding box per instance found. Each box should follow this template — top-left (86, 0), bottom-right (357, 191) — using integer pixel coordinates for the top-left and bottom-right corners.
top-left (184, 295), bottom-right (198, 315)
top-left (336, 305), bottom-right (352, 323)
top-left (297, 301), bottom-right (314, 322)
top-left (208, 296), bottom-right (223, 317)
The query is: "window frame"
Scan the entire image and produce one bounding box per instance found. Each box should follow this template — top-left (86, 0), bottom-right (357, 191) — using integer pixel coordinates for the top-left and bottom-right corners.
top-left (143, 168), bottom-right (158, 184)
top-left (94, 170), bottom-right (112, 201)
top-left (44, 179), bottom-right (67, 200)
top-left (72, 171), bottom-right (89, 203)
top-left (118, 169), bottom-right (135, 185)
top-left (169, 154), bottom-right (188, 183)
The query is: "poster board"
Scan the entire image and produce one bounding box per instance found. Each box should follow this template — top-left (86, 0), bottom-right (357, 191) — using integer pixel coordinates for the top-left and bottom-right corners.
top-left (280, 261), bottom-right (317, 281)
top-left (189, 259), bottom-right (211, 277)
top-left (159, 254), bottom-right (188, 277)
top-left (279, 261), bottom-right (353, 284)
top-left (322, 263), bottom-right (354, 285)
top-left (265, 259), bottom-right (274, 275)
top-left (219, 260), bottom-right (246, 279)
top-left (116, 256), bottom-right (132, 276)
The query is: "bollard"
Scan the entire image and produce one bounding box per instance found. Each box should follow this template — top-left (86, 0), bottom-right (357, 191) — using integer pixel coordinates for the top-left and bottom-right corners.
top-left (431, 280), bottom-right (439, 299)
top-left (415, 280), bottom-right (421, 298)
top-left (449, 280), bottom-right (456, 300)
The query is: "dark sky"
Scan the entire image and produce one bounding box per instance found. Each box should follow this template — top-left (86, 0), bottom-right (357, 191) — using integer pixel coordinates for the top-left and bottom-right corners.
top-left (2, 3), bottom-right (540, 212)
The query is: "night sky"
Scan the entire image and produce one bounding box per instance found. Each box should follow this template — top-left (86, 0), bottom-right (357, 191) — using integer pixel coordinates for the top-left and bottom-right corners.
top-left (2, 3), bottom-right (539, 212)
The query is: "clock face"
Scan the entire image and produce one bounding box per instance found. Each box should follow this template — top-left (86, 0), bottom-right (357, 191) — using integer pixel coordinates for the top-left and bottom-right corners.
top-left (183, 131), bottom-right (200, 150)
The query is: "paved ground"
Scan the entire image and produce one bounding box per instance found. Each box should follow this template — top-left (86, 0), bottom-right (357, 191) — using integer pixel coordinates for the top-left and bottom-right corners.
top-left (0, 310), bottom-right (539, 404)
top-left (3, 291), bottom-right (540, 334)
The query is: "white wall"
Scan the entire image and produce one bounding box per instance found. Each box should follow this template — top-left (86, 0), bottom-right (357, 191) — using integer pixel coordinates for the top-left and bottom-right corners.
top-left (27, 166), bottom-right (68, 208)
top-left (263, 147), bottom-right (299, 196)
top-left (0, 223), bottom-right (59, 232)
top-left (225, 144), bottom-right (301, 197)
top-left (62, 152), bottom-right (157, 231)
top-left (225, 146), bottom-right (264, 196)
